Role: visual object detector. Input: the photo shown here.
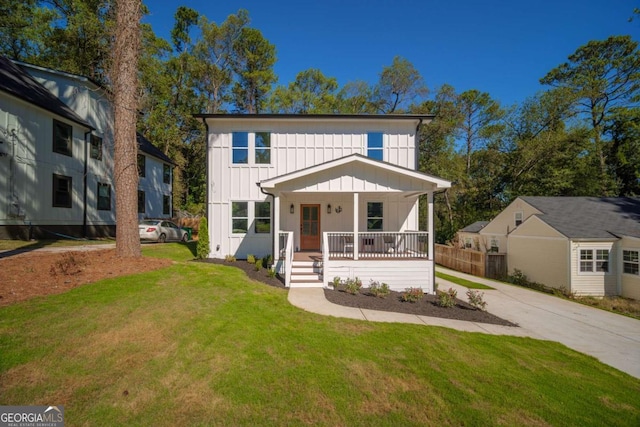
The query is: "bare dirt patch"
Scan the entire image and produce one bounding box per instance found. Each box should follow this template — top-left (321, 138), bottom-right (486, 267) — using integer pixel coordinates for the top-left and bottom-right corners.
top-left (0, 249), bottom-right (172, 307)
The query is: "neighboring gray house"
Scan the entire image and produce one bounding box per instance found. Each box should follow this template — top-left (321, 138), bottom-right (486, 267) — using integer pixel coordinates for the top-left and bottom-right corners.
top-left (477, 197), bottom-right (640, 299)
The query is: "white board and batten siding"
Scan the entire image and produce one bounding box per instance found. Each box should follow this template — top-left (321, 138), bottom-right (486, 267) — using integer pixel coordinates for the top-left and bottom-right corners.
top-left (325, 260), bottom-right (434, 293)
top-left (570, 241), bottom-right (617, 296)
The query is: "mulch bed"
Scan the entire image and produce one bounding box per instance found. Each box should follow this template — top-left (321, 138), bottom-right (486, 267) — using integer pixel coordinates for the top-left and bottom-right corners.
top-left (198, 259), bottom-right (516, 327)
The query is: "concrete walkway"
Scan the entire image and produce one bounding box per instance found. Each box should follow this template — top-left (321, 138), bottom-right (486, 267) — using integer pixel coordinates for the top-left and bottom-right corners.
top-left (288, 267), bottom-right (640, 379)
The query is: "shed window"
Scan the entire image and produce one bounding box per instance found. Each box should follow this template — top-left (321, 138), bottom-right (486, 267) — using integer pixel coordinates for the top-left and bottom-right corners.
top-left (367, 132), bottom-right (383, 161)
top-left (623, 250), bottom-right (639, 275)
top-left (232, 202), bottom-right (248, 233)
top-left (53, 119), bottom-right (72, 156)
top-left (232, 132), bottom-right (249, 164)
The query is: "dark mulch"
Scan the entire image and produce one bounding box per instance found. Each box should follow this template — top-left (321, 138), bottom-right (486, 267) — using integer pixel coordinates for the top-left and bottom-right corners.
top-left (196, 259), bottom-right (516, 327)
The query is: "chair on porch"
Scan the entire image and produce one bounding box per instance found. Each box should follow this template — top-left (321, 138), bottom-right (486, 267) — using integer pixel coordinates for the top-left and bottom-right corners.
top-left (342, 235), bottom-right (354, 256)
top-left (383, 235), bottom-right (397, 253)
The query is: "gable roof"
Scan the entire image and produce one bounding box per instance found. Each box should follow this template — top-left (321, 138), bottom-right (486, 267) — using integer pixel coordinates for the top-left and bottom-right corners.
top-left (520, 196), bottom-right (640, 239)
top-left (137, 133), bottom-right (174, 165)
top-left (460, 221), bottom-right (490, 233)
top-left (258, 153), bottom-right (451, 191)
top-left (0, 56), bottom-right (93, 130)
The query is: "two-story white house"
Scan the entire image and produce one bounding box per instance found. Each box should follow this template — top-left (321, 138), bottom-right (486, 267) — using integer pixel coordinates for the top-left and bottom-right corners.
top-left (196, 114), bottom-right (451, 292)
top-left (0, 56), bottom-right (174, 239)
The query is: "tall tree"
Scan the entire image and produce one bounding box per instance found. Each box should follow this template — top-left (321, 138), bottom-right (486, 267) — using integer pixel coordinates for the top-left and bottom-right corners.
top-left (0, 0), bottom-right (55, 61)
top-left (112, 0), bottom-right (142, 257)
top-left (267, 68), bottom-right (339, 113)
top-left (373, 56), bottom-right (428, 113)
top-left (541, 35), bottom-right (640, 196)
top-left (605, 107), bottom-right (640, 195)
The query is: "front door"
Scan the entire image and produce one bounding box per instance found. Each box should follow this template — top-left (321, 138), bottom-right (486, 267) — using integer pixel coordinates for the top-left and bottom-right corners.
top-left (300, 204), bottom-right (321, 250)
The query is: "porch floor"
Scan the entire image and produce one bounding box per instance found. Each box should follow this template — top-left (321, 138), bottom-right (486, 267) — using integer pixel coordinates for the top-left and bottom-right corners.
top-left (292, 251), bottom-right (429, 262)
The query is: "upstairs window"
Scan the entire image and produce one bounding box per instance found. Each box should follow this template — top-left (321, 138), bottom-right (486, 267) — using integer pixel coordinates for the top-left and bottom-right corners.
top-left (515, 211), bottom-right (523, 227)
top-left (53, 119), bottom-right (72, 156)
top-left (255, 201), bottom-right (271, 233)
top-left (52, 174), bottom-right (72, 208)
top-left (97, 182), bottom-right (111, 211)
top-left (231, 202), bottom-right (248, 233)
top-left (255, 132), bottom-right (271, 164)
top-left (232, 132), bottom-right (249, 164)
top-left (367, 132), bottom-right (383, 161)
top-left (367, 202), bottom-right (383, 231)
top-left (579, 249), bottom-right (609, 273)
top-left (90, 134), bottom-right (103, 160)
top-left (623, 250), bottom-right (639, 275)
top-left (137, 154), bottom-right (146, 177)
top-left (163, 164), bottom-right (171, 184)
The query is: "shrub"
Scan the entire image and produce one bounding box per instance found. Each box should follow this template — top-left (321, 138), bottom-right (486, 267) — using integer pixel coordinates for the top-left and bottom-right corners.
top-left (344, 278), bottom-right (362, 295)
top-left (196, 217), bottom-right (210, 259)
top-left (332, 276), bottom-right (342, 290)
top-left (247, 254), bottom-right (256, 264)
top-left (264, 254), bottom-right (274, 268)
top-left (254, 258), bottom-right (263, 271)
top-left (466, 290), bottom-right (487, 311)
top-left (437, 288), bottom-right (457, 308)
top-left (267, 268), bottom-right (277, 278)
top-left (50, 252), bottom-right (88, 276)
top-left (224, 254), bottom-right (236, 262)
top-left (402, 287), bottom-right (424, 303)
top-left (369, 280), bottom-right (390, 298)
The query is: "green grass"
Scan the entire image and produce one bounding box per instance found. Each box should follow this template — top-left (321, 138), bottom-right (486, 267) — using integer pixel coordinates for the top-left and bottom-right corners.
top-left (436, 271), bottom-right (495, 289)
top-left (1, 244), bottom-right (638, 426)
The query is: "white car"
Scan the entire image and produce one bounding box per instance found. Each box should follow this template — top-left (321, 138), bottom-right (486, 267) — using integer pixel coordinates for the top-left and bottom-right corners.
top-left (139, 220), bottom-right (188, 243)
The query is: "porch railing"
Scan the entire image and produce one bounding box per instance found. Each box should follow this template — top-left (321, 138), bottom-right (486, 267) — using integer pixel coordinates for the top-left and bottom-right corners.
top-left (325, 231), bottom-right (429, 260)
top-left (278, 231), bottom-right (294, 287)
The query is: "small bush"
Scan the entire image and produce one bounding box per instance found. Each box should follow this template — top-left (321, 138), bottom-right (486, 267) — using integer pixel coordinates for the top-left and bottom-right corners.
top-left (254, 259), bottom-right (263, 271)
top-left (247, 254), bottom-right (256, 264)
top-left (344, 278), bottom-right (362, 295)
top-left (466, 290), bottom-right (487, 311)
top-left (332, 276), bottom-right (342, 290)
top-left (402, 287), bottom-right (424, 303)
top-left (196, 217), bottom-right (209, 259)
top-left (224, 254), bottom-right (236, 263)
top-left (369, 280), bottom-right (390, 298)
top-left (267, 268), bottom-right (277, 278)
top-left (50, 252), bottom-right (88, 276)
top-left (264, 254), bottom-right (274, 268)
top-left (437, 288), bottom-right (457, 308)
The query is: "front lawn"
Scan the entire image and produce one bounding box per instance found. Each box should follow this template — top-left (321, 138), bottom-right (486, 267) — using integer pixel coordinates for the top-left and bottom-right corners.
top-left (1, 244), bottom-right (638, 426)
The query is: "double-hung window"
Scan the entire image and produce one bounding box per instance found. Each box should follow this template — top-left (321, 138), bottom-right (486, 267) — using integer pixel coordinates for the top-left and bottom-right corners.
top-left (97, 182), bottom-right (111, 211)
top-left (163, 195), bottom-right (171, 215)
top-left (255, 202), bottom-right (271, 233)
top-left (367, 132), bottom-right (383, 161)
top-left (255, 132), bottom-right (271, 164)
top-left (232, 132), bottom-right (249, 164)
top-left (515, 211), bottom-right (523, 227)
top-left (579, 249), bottom-right (609, 273)
top-left (137, 154), bottom-right (146, 177)
top-left (163, 164), bottom-right (171, 184)
top-left (52, 174), bottom-right (72, 208)
top-left (367, 202), bottom-right (383, 231)
top-left (232, 202), bottom-right (248, 233)
top-left (53, 119), bottom-right (72, 156)
top-left (623, 250), bottom-right (639, 275)
top-left (90, 134), bottom-right (102, 160)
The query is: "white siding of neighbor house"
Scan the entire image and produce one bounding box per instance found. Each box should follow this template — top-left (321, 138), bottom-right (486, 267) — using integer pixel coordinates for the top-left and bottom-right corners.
top-left (480, 197), bottom-right (543, 254)
top-left (508, 216), bottom-right (569, 290)
top-left (570, 241), bottom-right (617, 296)
top-left (0, 92), bottom-right (90, 226)
top-left (205, 118), bottom-right (422, 259)
top-left (325, 259), bottom-right (434, 293)
top-left (619, 236), bottom-right (640, 300)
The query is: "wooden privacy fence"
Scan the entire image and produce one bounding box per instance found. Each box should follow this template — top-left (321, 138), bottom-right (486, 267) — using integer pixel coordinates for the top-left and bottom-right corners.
top-left (435, 244), bottom-right (507, 280)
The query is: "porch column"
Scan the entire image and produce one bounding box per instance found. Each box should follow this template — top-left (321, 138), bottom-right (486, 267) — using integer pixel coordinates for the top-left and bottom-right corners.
top-left (428, 191), bottom-right (434, 260)
top-left (353, 192), bottom-right (359, 260)
top-left (273, 194), bottom-right (280, 259)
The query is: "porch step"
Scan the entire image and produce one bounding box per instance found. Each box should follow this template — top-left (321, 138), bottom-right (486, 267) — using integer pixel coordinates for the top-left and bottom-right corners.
top-left (290, 260), bottom-right (324, 288)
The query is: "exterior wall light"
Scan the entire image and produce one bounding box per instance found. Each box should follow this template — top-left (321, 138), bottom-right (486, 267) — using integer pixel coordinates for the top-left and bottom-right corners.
top-left (327, 204), bottom-right (332, 214)
top-left (290, 204), bottom-right (294, 214)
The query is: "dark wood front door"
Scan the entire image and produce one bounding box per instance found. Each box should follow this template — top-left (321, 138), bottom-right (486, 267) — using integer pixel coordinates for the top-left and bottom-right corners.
top-left (300, 204), bottom-right (321, 250)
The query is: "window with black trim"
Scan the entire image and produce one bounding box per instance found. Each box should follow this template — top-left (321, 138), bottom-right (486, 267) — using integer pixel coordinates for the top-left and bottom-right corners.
top-left (163, 195), bottom-right (171, 215)
top-left (97, 182), bottom-right (111, 210)
top-left (367, 202), bottom-right (383, 231)
top-left (623, 250), bottom-right (639, 275)
top-left (232, 132), bottom-right (249, 164)
top-left (232, 202), bottom-right (248, 233)
top-left (138, 190), bottom-right (145, 213)
top-left (367, 132), bottom-right (383, 161)
top-left (53, 119), bottom-right (72, 156)
top-left (52, 174), bottom-right (72, 208)
top-left (255, 201), bottom-right (271, 233)
top-left (137, 154), bottom-right (146, 177)
top-left (90, 134), bottom-right (103, 160)
top-left (163, 164), bottom-right (171, 184)
top-left (255, 132), bottom-right (271, 164)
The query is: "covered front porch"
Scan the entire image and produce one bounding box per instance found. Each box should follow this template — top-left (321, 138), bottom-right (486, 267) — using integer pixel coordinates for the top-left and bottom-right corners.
top-left (259, 155), bottom-right (450, 292)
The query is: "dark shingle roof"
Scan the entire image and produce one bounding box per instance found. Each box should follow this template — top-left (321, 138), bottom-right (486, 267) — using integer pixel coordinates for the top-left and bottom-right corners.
top-left (137, 133), bottom-right (173, 165)
top-left (0, 56), bottom-right (93, 130)
top-left (520, 197), bottom-right (640, 239)
top-left (460, 221), bottom-right (489, 233)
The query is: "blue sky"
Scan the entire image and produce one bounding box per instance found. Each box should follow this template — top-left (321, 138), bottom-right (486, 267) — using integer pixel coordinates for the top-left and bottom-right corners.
top-left (144, 0), bottom-right (639, 107)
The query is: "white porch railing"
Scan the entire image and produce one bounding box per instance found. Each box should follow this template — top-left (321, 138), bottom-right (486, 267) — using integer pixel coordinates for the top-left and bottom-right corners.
top-left (278, 231), bottom-right (294, 287)
top-left (324, 231), bottom-right (429, 260)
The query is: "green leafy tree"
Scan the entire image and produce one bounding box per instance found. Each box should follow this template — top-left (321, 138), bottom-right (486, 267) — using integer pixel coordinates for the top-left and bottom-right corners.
top-left (541, 35), bottom-right (640, 196)
top-left (373, 56), bottom-right (428, 113)
top-left (267, 68), bottom-right (339, 113)
top-left (0, 0), bottom-right (55, 61)
top-left (606, 107), bottom-right (640, 195)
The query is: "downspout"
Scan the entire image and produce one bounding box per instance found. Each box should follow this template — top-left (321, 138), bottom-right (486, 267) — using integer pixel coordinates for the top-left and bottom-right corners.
top-left (258, 183), bottom-right (277, 260)
top-left (83, 130), bottom-right (91, 238)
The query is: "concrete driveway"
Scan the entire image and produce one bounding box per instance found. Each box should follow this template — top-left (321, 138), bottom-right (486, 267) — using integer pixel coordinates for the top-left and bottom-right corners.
top-left (436, 267), bottom-right (640, 379)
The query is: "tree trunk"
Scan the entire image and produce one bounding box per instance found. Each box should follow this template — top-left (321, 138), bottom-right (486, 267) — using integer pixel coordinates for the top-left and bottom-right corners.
top-left (112, 0), bottom-right (142, 258)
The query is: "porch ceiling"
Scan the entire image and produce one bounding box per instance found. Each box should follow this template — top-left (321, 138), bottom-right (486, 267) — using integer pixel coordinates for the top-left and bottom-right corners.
top-left (259, 154), bottom-right (451, 194)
